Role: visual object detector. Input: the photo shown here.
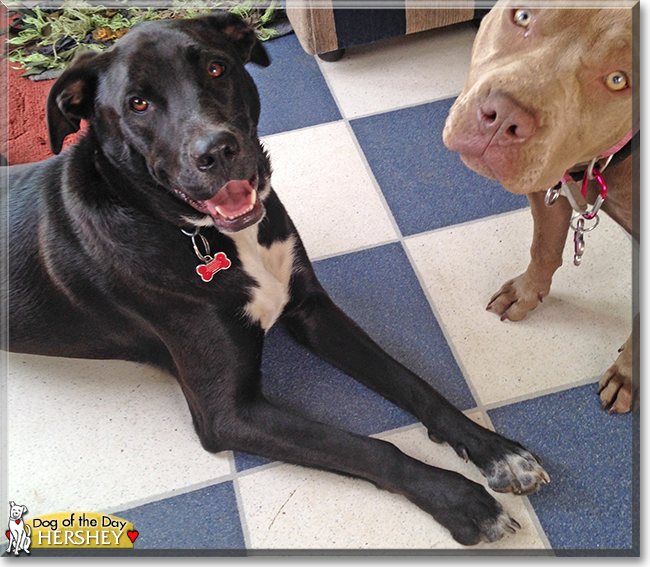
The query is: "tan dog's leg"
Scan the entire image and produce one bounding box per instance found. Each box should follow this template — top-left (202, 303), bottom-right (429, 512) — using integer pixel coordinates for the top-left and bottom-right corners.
top-left (488, 191), bottom-right (572, 321)
top-left (598, 314), bottom-right (639, 414)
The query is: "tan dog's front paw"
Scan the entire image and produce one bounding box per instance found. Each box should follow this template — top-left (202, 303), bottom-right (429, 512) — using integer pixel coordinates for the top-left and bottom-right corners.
top-left (597, 335), bottom-right (637, 414)
top-left (487, 274), bottom-right (550, 322)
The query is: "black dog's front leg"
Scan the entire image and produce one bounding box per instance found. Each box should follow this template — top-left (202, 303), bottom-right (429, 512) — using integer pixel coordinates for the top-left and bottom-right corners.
top-left (157, 309), bottom-right (518, 546)
top-left (142, 295), bottom-right (527, 546)
top-left (201, 385), bottom-right (519, 546)
top-left (281, 287), bottom-right (550, 496)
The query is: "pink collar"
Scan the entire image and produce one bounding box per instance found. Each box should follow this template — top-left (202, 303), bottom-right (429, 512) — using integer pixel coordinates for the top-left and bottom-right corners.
top-left (601, 125), bottom-right (639, 158)
top-left (561, 125), bottom-right (639, 185)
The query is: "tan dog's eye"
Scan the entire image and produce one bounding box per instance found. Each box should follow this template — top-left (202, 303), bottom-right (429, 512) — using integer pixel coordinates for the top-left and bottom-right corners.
top-left (513, 9), bottom-right (532, 27)
top-left (605, 71), bottom-right (628, 91)
top-left (208, 62), bottom-right (225, 78)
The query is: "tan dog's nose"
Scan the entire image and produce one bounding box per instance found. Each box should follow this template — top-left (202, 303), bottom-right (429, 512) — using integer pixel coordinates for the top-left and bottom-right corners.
top-left (478, 93), bottom-right (536, 146)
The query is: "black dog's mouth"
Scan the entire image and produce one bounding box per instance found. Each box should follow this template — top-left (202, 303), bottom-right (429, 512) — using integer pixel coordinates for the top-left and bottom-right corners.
top-left (174, 172), bottom-right (264, 232)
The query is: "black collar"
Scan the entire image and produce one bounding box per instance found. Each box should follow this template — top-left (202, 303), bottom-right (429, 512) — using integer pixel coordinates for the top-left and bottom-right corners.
top-left (566, 130), bottom-right (639, 182)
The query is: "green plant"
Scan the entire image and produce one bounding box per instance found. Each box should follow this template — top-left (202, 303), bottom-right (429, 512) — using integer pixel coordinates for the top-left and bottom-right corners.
top-left (4, 0), bottom-right (280, 77)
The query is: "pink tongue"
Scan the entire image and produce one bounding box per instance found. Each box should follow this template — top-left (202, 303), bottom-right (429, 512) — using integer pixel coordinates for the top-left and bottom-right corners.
top-left (202, 180), bottom-right (253, 219)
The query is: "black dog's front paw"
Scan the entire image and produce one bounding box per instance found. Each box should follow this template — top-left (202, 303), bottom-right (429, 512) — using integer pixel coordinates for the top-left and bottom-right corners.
top-left (429, 422), bottom-right (550, 496)
top-left (449, 500), bottom-right (521, 546)
top-left (474, 440), bottom-right (550, 496)
top-left (426, 478), bottom-right (521, 546)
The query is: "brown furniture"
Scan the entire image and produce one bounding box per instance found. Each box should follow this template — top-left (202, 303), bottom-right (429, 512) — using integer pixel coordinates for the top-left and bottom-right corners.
top-left (285, 1), bottom-right (480, 60)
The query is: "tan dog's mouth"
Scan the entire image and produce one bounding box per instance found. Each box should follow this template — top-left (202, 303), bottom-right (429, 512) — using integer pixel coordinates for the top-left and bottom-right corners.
top-left (445, 127), bottom-right (522, 190)
top-left (445, 117), bottom-right (557, 194)
top-left (458, 153), bottom-right (498, 181)
top-left (174, 172), bottom-right (265, 232)
top-left (458, 149), bottom-right (556, 195)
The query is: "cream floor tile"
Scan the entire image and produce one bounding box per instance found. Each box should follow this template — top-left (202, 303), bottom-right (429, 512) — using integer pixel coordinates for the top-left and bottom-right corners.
top-left (404, 209), bottom-right (633, 406)
top-left (318, 23), bottom-right (476, 119)
top-left (238, 418), bottom-right (546, 550)
top-left (7, 354), bottom-right (231, 516)
top-left (262, 121), bottom-right (398, 259)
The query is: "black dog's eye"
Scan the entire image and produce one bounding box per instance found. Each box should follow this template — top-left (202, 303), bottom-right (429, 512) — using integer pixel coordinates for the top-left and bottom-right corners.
top-left (130, 97), bottom-right (149, 113)
top-left (208, 62), bottom-right (225, 78)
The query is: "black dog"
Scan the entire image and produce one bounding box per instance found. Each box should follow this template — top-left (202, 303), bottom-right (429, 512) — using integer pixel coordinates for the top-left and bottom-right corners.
top-left (2, 13), bottom-right (549, 546)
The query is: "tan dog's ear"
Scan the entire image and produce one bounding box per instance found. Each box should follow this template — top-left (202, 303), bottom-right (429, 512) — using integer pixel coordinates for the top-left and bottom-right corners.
top-left (46, 51), bottom-right (100, 154)
top-left (206, 11), bottom-right (271, 67)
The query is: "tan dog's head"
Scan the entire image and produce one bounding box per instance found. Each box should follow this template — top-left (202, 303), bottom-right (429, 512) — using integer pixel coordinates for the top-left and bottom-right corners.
top-left (443, 1), bottom-right (634, 193)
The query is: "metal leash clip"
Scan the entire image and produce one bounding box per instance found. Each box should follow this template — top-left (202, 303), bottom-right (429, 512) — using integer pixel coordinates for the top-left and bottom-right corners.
top-left (580, 160), bottom-right (608, 221)
top-left (544, 156), bottom-right (609, 266)
top-left (569, 161), bottom-right (607, 265)
top-left (570, 214), bottom-right (600, 266)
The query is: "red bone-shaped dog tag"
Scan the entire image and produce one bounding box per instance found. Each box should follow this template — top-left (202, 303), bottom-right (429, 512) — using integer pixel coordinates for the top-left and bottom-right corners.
top-left (196, 252), bottom-right (231, 282)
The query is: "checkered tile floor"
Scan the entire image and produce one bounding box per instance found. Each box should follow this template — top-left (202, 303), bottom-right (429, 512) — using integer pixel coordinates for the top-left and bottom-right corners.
top-left (5, 22), bottom-right (638, 555)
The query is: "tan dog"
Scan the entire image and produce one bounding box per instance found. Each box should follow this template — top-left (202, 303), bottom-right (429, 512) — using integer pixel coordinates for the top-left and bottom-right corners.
top-left (443, 1), bottom-right (638, 413)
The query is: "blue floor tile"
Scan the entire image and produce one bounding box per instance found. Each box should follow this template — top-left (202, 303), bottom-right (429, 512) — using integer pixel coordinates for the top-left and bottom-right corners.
top-left (313, 243), bottom-right (475, 410)
top-left (233, 450), bottom-right (274, 473)
top-left (261, 323), bottom-right (419, 431)
top-left (247, 33), bottom-right (341, 136)
top-left (116, 483), bottom-right (245, 550)
top-left (350, 99), bottom-right (529, 236)
top-left (234, 323), bottom-right (418, 473)
top-left (488, 384), bottom-right (638, 554)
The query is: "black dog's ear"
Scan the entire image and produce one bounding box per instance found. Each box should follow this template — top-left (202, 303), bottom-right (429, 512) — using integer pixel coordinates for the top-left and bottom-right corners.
top-left (46, 51), bottom-right (100, 154)
top-left (248, 40), bottom-right (271, 67)
top-left (208, 11), bottom-right (271, 67)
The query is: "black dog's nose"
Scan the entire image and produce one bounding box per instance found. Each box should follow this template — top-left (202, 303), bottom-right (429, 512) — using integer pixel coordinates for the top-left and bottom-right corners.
top-left (193, 130), bottom-right (240, 171)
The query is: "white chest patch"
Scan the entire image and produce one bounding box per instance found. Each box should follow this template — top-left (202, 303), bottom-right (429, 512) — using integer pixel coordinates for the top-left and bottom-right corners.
top-left (229, 227), bottom-right (295, 331)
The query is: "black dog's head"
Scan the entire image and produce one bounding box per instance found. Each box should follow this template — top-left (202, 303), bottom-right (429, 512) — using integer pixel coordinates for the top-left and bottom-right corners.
top-left (47, 12), bottom-right (271, 233)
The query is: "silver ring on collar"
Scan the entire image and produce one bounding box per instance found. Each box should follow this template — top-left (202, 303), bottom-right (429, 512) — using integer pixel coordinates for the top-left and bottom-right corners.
top-left (181, 227), bottom-right (213, 264)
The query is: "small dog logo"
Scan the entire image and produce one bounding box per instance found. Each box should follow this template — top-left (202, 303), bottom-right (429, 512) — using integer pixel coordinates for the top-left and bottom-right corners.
top-left (6, 501), bottom-right (31, 555)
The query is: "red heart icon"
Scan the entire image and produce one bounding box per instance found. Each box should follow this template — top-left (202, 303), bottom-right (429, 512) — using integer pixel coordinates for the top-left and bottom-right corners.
top-left (127, 530), bottom-right (139, 543)
top-left (5, 530), bottom-right (9, 539)
top-left (15, 520), bottom-right (20, 524)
